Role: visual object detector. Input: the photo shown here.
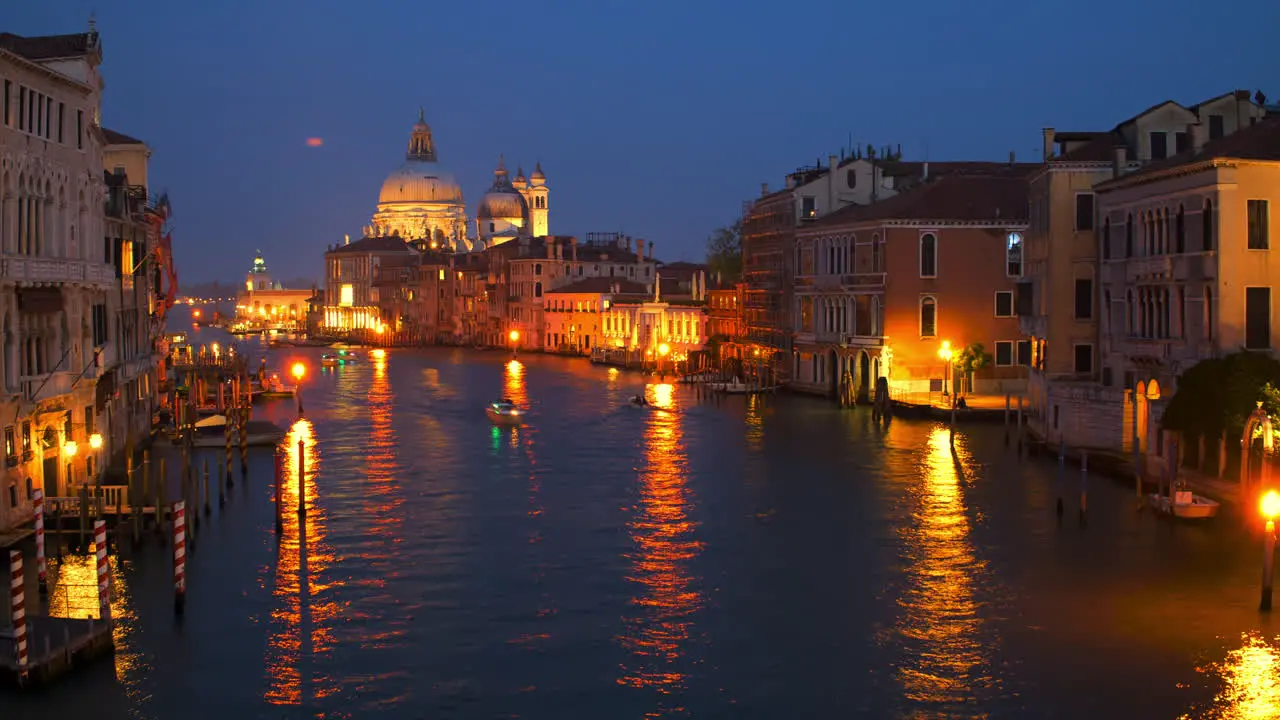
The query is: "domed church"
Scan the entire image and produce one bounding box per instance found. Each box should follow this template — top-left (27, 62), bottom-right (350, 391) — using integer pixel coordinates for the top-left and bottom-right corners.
top-left (365, 110), bottom-right (550, 251)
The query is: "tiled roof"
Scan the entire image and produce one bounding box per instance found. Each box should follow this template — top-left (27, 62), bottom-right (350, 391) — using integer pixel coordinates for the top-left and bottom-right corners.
top-left (880, 160), bottom-right (1038, 179)
top-left (547, 277), bottom-right (648, 294)
top-left (657, 261), bottom-right (707, 280)
top-left (0, 32), bottom-right (97, 61)
top-left (1097, 115), bottom-right (1280, 190)
top-left (808, 174), bottom-right (1029, 228)
top-left (102, 128), bottom-right (145, 145)
top-left (327, 236), bottom-right (413, 254)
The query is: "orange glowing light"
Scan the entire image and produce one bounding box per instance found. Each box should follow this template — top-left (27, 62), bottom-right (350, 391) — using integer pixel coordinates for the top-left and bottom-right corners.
top-left (1262, 490), bottom-right (1280, 521)
top-left (291, 362), bottom-right (306, 382)
top-left (509, 329), bottom-right (520, 343)
top-left (371, 348), bottom-right (386, 359)
top-left (193, 309), bottom-right (201, 318)
top-left (305, 137), bottom-right (323, 147)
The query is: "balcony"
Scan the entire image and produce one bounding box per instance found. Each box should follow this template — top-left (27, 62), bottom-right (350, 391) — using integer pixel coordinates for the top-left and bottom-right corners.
top-left (1172, 252), bottom-right (1215, 282)
top-left (0, 257), bottom-right (115, 286)
top-left (841, 272), bottom-right (886, 289)
top-left (20, 371), bottom-right (78, 403)
top-left (1128, 255), bottom-right (1172, 280)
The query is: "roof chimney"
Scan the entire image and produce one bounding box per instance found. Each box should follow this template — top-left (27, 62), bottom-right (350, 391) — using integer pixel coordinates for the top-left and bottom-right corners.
top-left (570, 237), bottom-right (578, 262)
top-left (1112, 146), bottom-right (1127, 179)
top-left (647, 240), bottom-right (654, 260)
top-left (1009, 150), bottom-right (1016, 164)
top-left (1189, 122), bottom-right (1208, 153)
top-left (922, 162), bottom-right (929, 181)
top-left (761, 182), bottom-right (769, 197)
top-left (547, 239), bottom-right (555, 259)
top-left (1042, 128), bottom-right (1056, 160)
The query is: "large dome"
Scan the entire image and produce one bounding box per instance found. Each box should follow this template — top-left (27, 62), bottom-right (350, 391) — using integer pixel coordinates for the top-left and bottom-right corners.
top-left (379, 160), bottom-right (464, 205)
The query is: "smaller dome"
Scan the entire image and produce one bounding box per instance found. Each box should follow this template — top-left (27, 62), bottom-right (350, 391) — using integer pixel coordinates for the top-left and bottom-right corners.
top-left (530, 161), bottom-right (545, 181)
top-left (478, 188), bottom-right (528, 220)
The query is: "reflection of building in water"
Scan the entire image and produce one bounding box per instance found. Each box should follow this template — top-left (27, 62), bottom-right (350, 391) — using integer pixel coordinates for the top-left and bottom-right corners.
top-left (617, 389), bottom-right (703, 695)
top-left (264, 419), bottom-right (343, 706)
top-left (892, 427), bottom-right (992, 708)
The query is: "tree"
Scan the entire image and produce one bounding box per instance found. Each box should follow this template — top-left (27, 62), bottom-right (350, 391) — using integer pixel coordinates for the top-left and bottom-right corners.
top-left (953, 343), bottom-right (991, 395)
top-left (705, 219), bottom-right (743, 284)
top-left (1162, 351), bottom-right (1280, 438)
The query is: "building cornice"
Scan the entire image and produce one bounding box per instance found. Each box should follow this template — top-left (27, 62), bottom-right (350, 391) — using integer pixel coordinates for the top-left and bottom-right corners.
top-left (800, 218), bottom-right (1026, 237)
top-left (0, 48), bottom-right (94, 93)
top-left (1096, 158), bottom-right (1280, 193)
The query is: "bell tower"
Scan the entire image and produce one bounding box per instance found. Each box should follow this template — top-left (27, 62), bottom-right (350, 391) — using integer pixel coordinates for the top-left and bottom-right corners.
top-left (527, 161), bottom-right (549, 237)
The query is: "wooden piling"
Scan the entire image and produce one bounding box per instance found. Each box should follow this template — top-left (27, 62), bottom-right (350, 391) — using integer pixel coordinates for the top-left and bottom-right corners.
top-left (33, 490), bottom-right (45, 596)
top-left (202, 460), bottom-right (211, 516)
top-left (173, 501), bottom-right (186, 615)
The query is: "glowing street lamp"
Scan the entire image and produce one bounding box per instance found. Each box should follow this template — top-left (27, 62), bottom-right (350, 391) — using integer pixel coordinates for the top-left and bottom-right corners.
top-left (1261, 489), bottom-right (1280, 611)
top-left (88, 433), bottom-right (103, 450)
top-left (64, 440), bottom-right (78, 458)
top-left (509, 329), bottom-right (520, 356)
top-left (291, 362), bottom-right (307, 417)
top-left (937, 341), bottom-right (955, 398)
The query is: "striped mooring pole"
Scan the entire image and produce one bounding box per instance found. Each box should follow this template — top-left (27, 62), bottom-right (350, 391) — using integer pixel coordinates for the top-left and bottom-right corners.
top-left (34, 489), bottom-right (46, 595)
top-left (94, 519), bottom-right (111, 620)
top-left (10, 550), bottom-right (28, 680)
top-left (173, 501), bottom-right (187, 615)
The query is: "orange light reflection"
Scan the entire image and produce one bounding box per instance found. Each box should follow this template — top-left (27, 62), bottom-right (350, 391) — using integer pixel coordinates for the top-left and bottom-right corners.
top-left (1180, 632), bottom-right (1280, 720)
top-left (618, 383), bottom-right (703, 701)
top-left (504, 359), bottom-right (527, 408)
top-left (892, 426), bottom-right (992, 706)
top-left (264, 418), bottom-right (344, 706)
top-left (744, 395), bottom-right (764, 452)
top-left (47, 549), bottom-right (146, 692)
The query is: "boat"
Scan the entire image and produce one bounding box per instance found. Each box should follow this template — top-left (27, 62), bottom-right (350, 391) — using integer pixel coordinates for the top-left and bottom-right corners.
top-left (321, 349), bottom-right (360, 367)
top-left (486, 400), bottom-right (523, 426)
top-left (627, 394), bottom-right (652, 409)
top-left (257, 373), bottom-right (296, 399)
top-left (185, 415), bottom-right (286, 447)
top-left (1148, 487), bottom-right (1221, 519)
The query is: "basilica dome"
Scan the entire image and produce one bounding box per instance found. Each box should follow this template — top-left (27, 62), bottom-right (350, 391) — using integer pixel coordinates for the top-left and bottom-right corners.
top-left (378, 161), bottom-right (464, 205)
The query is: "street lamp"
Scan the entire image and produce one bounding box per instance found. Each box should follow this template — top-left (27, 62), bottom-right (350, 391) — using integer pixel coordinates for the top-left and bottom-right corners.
top-left (291, 362), bottom-right (307, 417)
top-left (1261, 489), bottom-right (1280, 611)
top-left (658, 342), bottom-right (670, 379)
top-left (937, 341), bottom-right (954, 399)
top-left (88, 433), bottom-right (103, 451)
top-left (509, 329), bottom-right (520, 356)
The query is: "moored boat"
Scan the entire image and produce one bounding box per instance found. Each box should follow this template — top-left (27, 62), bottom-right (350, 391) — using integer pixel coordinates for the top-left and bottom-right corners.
top-left (184, 415), bottom-right (286, 447)
top-left (1148, 488), bottom-right (1220, 519)
top-left (486, 399), bottom-right (524, 426)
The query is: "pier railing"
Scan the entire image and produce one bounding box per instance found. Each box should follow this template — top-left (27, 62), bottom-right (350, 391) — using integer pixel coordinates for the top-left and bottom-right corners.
top-left (46, 486), bottom-right (133, 516)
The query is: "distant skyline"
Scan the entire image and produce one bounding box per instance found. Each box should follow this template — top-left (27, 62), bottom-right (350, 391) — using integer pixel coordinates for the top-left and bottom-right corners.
top-left (9, 0), bottom-right (1278, 283)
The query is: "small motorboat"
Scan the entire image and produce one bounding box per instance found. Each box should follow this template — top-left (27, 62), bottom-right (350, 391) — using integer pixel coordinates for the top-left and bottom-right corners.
top-left (322, 349), bottom-right (360, 367)
top-left (486, 399), bottom-right (523, 426)
top-left (184, 415), bottom-right (286, 447)
top-left (1149, 486), bottom-right (1221, 519)
top-left (257, 373), bottom-right (296, 399)
top-left (627, 394), bottom-right (651, 409)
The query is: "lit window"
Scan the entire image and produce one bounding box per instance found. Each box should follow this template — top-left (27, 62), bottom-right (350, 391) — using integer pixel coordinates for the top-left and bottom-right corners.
top-left (339, 284), bottom-right (354, 307)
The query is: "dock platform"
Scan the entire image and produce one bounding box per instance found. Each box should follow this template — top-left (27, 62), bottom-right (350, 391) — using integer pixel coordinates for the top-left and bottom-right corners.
top-left (0, 616), bottom-right (115, 688)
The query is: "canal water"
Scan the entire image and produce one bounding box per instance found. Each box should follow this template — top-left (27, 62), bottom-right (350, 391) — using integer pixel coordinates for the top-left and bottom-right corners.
top-left (4, 335), bottom-right (1279, 718)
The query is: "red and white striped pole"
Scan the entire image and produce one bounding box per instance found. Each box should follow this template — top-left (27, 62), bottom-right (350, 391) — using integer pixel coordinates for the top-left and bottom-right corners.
top-left (10, 550), bottom-right (28, 680)
top-left (93, 519), bottom-right (110, 621)
top-left (33, 488), bottom-right (46, 596)
top-left (173, 500), bottom-right (186, 615)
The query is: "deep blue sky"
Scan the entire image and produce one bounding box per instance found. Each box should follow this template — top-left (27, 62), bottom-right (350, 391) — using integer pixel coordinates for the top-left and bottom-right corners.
top-left (11, 1), bottom-right (1278, 283)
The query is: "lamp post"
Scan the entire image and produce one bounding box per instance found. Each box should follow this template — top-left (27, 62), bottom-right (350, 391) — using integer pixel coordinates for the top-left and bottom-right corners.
top-left (658, 342), bottom-right (670, 381)
top-left (1262, 489), bottom-right (1280, 612)
top-left (64, 440), bottom-right (79, 491)
top-left (509, 329), bottom-right (520, 357)
top-left (291, 362), bottom-right (307, 417)
top-left (89, 432), bottom-right (103, 482)
top-left (937, 341), bottom-right (954, 403)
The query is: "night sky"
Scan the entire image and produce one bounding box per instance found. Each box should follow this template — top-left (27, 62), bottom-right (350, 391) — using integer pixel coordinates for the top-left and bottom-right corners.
top-left (10, 0), bottom-right (1278, 283)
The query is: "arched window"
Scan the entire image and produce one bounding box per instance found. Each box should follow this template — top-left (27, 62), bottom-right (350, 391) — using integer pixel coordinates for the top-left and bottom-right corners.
top-left (919, 233), bottom-right (937, 278)
top-left (871, 296), bottom-right (882, 336)
top-left (1126, 290), bottom-right (1134, 335)
top-left (1202, 199), bottom-right (1214, 251)
top-left (872, 234), bottom-right (882, 273)
top-left (1175, 205), bottom-right (1186, 254)
top-left (1125, 214), bottom-right (1134, 257)
top-left (919, 296), bottom-right (937, 337)
top-left (1204, 286), bottom-right (1213, 340)
top-left (534, 281), bottom-right (543, 298)
top-left (1102, 217), bottom-right (1111, 259)
top-left (534, 263), bottom-right (542, 276)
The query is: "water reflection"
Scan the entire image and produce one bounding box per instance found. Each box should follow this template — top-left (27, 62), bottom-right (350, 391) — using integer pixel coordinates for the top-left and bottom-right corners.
top-left (1181, 632), bottom-right (1280, 719)
top-left (264, 418), bottom-right (344, 707)
top-left (504, 359), bottom-right (527, 407)
top-left (618, 382), bottom-right (703, 710)
top-left (892, 426), bottom-right (994, 712)
top-left (744, 395), bottom-right (764, 452)
top-left (351, 351), bottom-right (407, 649)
